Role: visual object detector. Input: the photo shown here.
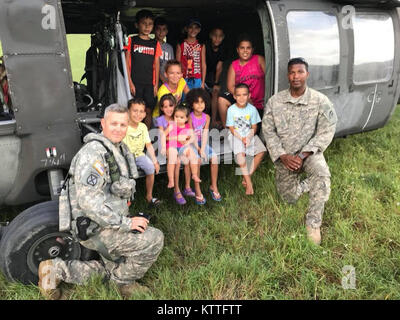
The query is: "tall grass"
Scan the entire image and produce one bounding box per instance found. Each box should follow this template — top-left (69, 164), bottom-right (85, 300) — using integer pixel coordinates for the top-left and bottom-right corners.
top-left (1, 107), bottom-right (399, 300)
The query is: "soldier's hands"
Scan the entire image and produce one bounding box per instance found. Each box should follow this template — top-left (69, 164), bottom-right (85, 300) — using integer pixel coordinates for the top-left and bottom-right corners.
top-left (280, 154), bottom-right (302, 171)
top-left (130, 217), bottom-right (149, 233)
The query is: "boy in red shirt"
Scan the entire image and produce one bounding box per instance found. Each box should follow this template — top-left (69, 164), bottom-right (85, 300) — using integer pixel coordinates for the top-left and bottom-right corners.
top-left (125, 9), bottom-right (162, 129)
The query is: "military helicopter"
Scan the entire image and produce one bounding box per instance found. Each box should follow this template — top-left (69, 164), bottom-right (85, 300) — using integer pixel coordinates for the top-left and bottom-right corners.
top-left (0, 0), bottom-right (399, 284)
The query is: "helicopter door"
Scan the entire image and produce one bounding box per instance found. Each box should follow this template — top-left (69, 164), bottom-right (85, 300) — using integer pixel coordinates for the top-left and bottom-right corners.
top-left (0, 0), bottom-right (77, 134)
top-left (265, 1), bottom-right (348, 135)
top-left (350, 11), bottom-right (398, 132)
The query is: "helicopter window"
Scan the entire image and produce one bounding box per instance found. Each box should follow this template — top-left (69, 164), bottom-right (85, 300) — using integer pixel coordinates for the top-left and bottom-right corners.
top-left (286, 11), bottom-right (340, 90)
top-left (353, 13), bottom-right (394, 85)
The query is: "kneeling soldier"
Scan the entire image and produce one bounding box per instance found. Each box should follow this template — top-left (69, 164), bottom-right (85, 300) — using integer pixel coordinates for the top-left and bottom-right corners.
top-left (262, 58), bottom-right (337, 245)
top-left (38, 104), bottom-right (164, 299)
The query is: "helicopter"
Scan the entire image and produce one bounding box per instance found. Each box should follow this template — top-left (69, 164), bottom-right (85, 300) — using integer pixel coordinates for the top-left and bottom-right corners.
top-left (0, 0), bottom-right (399, 284)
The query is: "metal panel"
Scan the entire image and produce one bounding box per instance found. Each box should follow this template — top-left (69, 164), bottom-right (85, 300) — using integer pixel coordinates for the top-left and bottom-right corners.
top-left (0, 0), bottom-right (82, 205)
top-left (0, 0), bottom-right (65, 54)
top-left (0, 0), bottom-right (77, 135)
top-left (0, 136), bottom-right (20, 204)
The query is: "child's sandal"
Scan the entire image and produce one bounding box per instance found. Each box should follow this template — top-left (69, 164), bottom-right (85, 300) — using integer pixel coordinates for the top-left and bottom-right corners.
top-left (209, 188), bottom-right (222, 201)
top-left (148, 198), bottom-right (162, 209)
top-left (173, 192), bottom-right (186, 205)
top-left (182, 188), bottom-right (196, 197)
top-left (195, 194), bottom-right (206, 205)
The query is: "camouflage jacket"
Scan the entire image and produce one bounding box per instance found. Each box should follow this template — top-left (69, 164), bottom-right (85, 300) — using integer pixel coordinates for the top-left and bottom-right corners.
top-left (262, 87), bottom-right (337, 163)
top-left (67, 133), bottom-right (138, 232)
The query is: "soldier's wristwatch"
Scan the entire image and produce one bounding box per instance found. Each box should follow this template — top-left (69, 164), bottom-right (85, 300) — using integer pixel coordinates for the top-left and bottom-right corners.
top-left (298, 153), bottom-right (306, 160)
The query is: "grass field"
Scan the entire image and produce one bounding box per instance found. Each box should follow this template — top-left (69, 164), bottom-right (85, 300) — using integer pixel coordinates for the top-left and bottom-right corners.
top-left (1, 36), bottom-right (400, 300)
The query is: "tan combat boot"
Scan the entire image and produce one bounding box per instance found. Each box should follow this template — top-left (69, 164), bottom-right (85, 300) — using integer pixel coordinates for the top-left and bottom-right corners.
top-left (306, 226), bottom-right (321, 245)
top-left (38, 259), bottom-right (61, 300)
top-left (118, 282), bottom-right (150, 299)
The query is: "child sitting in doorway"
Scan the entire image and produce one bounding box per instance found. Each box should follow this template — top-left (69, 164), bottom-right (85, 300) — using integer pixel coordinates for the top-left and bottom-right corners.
top-left (187, 88), bottom-right (222, 202)
top-left (123, 97), bottom-right (161, 208)
top-left (226, 83), bottom-right (266, 196)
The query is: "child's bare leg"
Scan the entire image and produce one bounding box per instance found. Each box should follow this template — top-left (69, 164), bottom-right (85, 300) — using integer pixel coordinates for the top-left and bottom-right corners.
top-left (145, 174), bottom-right (155, 202)
top-left (184, 164), bottom-right (192, 190)
top-left (174, 158), bottom-right (183, 197)
top-left (248, 151), bottom-right (266, 176)
top-left (211, 87), bottom-right (220, 126)
top-left (167, 148), bottom-right (178, 188)
top-left (236, 152), bottom-right (253, 195)
top-left (210, 155), bottom-right (220, 194)
top-left (144, 107), bottom-right (152, 130)
top-left (218, 97), bottom-right (230, 128)
top-left (194, 163), bottom-right (202, 197)
top-left (185, 148), bottom-right (201, 183)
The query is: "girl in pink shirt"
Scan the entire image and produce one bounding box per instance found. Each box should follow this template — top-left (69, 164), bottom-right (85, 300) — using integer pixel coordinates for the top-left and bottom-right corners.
top-left (162, 103), bottom-right (201, 205)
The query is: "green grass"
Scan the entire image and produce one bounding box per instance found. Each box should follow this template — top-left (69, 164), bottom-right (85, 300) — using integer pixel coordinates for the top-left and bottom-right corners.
top-left (1, 36), bottom-right (400, 299)
top-left (1, 106), bottom-right (400, 300)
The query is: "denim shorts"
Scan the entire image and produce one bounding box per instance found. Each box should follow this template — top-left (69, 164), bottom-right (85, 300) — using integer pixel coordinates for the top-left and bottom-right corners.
top-left (177, 144), bottom-right (199, 157)
top-left (135, 155), bottom-right (155, 175)
top-left (185, 78), bottom-right (202, 90)
top-left (199, 143), bottom-right (217, 159)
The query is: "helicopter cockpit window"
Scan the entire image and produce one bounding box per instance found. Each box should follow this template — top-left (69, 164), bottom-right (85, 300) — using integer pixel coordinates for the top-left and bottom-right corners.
top-left (287, 11), bottom-right (340, 90)
top-left (353, 13), bottom-right (394, 85)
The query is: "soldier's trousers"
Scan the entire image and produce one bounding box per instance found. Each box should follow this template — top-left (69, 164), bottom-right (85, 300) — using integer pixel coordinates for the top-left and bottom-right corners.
top-left (275, 152), bottom-right (331, 228)
top-left (53, 226), bottom-right (164, 285)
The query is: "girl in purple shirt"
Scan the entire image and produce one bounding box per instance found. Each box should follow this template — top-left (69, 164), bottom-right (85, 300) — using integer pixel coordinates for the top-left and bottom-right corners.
top-left (187, 89), bottom-right (222, 202)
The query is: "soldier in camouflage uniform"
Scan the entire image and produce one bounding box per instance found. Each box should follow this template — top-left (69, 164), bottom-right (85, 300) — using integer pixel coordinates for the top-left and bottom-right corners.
top-left (262, 58), bottom-right (337, 245)
top-left (38, 104), bottom-right (164, 299)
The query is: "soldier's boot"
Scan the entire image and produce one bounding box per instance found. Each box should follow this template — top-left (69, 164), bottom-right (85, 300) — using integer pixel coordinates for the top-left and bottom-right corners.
top-left (38, 260), bottom-right (62, 300)
top-left (306, 226), bottom-right (321, 245)
top-left (118, 282), bottom-right (150, 299)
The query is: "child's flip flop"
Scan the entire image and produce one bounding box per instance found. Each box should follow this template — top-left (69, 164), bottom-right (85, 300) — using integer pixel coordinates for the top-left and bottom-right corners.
top-left (209, 188), bottom-right (222, 201)
top-left (195, 194), bottom-right (206, 205)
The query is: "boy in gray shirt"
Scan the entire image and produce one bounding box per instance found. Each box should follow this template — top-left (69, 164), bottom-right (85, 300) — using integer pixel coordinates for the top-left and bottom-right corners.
top-left (154, 17), bottom-right (175, 84)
